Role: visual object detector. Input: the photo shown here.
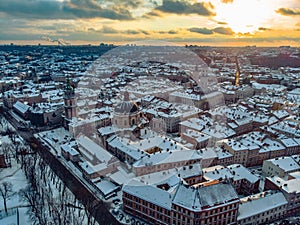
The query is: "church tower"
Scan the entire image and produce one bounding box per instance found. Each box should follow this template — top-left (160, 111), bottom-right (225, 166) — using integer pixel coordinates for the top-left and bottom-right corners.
top-left (63, 76), bottom-right (77, 129)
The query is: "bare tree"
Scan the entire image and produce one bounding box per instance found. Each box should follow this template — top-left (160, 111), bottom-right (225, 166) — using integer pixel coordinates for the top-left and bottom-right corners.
top-left (19, 152), bottom-right (96, 225)
top-left (83, 196), bottom-right (101, 225)
top-left (19, 186), bottom-right (36, 209)
top-left (1, 142), bottom-right (13, 167)
top-left (19, 186), bottom-right (47, 225)
top-left (6, 127), bottom-right (16, 144)
top-left (0, 115), bottom-right (3, 128)
top-left (0, 181), bottom-right (13, 214)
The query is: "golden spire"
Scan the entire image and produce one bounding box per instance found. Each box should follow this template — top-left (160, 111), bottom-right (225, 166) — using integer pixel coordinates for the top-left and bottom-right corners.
top-left (235, 56), bottom-right (240, 87)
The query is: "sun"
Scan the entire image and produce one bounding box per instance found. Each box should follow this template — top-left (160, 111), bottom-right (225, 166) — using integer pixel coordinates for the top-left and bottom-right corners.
top-left (214, 0), bottom-right (274, 34)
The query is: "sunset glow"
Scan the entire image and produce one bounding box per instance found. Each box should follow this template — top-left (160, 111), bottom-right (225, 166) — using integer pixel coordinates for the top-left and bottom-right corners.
top-left (214, 0), bottom-right (275, 34)
top-left (0, 0), bottom-right (299, 46)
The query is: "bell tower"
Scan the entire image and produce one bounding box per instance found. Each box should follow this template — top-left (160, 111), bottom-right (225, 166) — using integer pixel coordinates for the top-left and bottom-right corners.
top-left (63, 76), bottom-right (77, 129)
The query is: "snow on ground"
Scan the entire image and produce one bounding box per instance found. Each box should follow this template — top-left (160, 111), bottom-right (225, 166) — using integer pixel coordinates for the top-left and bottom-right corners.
top-left (0, 160), bottom-right (32, 225)
top-left (0, 212), bottom-right (18, 225)
top-left (0, 117), bottom-right (16, 133)
top-left (0, 117), bottom-right (94, 225)
top-left (0, 116), bottom-right (31, 225)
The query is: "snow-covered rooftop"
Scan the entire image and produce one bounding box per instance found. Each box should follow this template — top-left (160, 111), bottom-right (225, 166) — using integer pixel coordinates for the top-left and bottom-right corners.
top-left (172, 182), bottom-right (238, 211)
top-left (123, 180), bottom-right (173, 210)
top-left (267, 156), bottom-right (300, 173)
top-left (238, 191), bottom-right (287, 221)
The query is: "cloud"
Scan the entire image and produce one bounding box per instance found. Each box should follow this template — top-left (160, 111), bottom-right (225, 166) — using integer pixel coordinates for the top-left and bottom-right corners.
top-left (221, 0), bottom-right (234, 3)
top-left (0, 0), bottom-right (65, 19)
top-left (168, 30), bottom-right (178, 34)
top-left (142, 10), bottom-right (163, 18)
top-left (87, 28), bottom-right (96, 32)
top-left (87, 26), bottom-right (150, 36)
top-left (236, 32), bottom-right (253, 37)
top-left (296, 23), bottom-right (300, 27)
top-left (189, 27), bottom-right (213, 35)
top-left (0, 0), bottom-right (134, 20)
top-left (157, 29), bottom-right (178, 34)
top-left (217, 21), bottom-right (228, 25)
top-left (37, 22), bottom-right (78, 32)
top-left (99, 26), bottom-right (120, 34)
top-left (258, 27), bottom-right (272, 31)
top-left (88, 27), bottom-right (179, 36)
top-left (119, 0), bottom-right (145, 9)
top-left (276, 8), bottom-right (300, 16)
top-left (125, 29), bottom-right (150, 35)
top-left (155, 0), bottom-right (215, 16)
top-left (140, 30), bottom-right (150, 35)
top-left (64, 0), bottom-right (134, 20)
top-left (189, 26), bottom-right (234, 35)
top-left (126, 30), bottom-right (140, 35)
top-left (212, 27), bottom-right (234, 35)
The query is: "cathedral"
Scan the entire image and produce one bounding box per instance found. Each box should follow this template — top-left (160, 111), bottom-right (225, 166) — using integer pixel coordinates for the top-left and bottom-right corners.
top-left (113, 92), bottom-right (142, 138)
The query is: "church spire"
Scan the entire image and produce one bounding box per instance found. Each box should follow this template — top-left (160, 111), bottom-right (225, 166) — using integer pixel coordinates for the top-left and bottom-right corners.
top-left (235, 56), bottom-right (240, 87)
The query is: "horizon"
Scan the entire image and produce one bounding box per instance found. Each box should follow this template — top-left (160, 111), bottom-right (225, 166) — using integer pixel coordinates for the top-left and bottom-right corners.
top-left (0, 41), bottom-right (299, 48)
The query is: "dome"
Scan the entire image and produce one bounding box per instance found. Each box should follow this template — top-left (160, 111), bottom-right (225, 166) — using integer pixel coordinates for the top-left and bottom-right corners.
top-left (115, 101), bottom-right (139, 114)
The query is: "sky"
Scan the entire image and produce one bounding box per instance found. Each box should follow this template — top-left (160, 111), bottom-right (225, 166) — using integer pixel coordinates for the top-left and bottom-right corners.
top-left (0, 0), bottom-right (300, 46)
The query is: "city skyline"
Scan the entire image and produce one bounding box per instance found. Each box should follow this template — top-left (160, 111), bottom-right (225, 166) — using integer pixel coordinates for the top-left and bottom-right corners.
top-left (0, 0), bottom-right (300, 46)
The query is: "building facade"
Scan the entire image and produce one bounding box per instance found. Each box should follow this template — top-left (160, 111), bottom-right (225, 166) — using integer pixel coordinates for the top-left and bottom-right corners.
top-left (123, 182), bottom-right (239, 225)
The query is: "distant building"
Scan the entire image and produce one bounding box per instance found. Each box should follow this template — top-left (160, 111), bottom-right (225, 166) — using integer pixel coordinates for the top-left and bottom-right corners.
top-left (132, 150), bottom-right (202, 176)
top-left (107, 136), bottom-right (143, 165)
top-left (180, 129), bottom-right (210, 149)
top-left (61, 144), bottom-right (80, 162)
top-left (222, 132), bottom-right (288, 167)
top-left (214, 146), bottom-right (234, 166)
top-left (203, 164), bottom-right (259, 195)
top-left (280, 138), bottom-right (300, 156)
top-left (30, 102), bottom-right (64, 127)
top-left (223, 139), bottom-right (253, 167)
top-left (169, 91), bottom-right (224, 110)
top-left (76, 135), bottom-right (120, 179)
top-left (69, 113), bottom-right (111, 138)
top-left (13, 101), bottom-right (30, 119)
top-left (237, 191), bottom-right (287, 225)
top-left (264, 171), bottom-right (300, 215)
top-left (262, 156), bottom-right (300, 179)
top-left (0, 154), bottom-right (7, 168)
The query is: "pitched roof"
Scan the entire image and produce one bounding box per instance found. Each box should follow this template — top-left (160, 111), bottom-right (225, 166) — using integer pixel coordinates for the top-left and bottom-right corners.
top-left (172, 182), bottom-right (238, 211)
